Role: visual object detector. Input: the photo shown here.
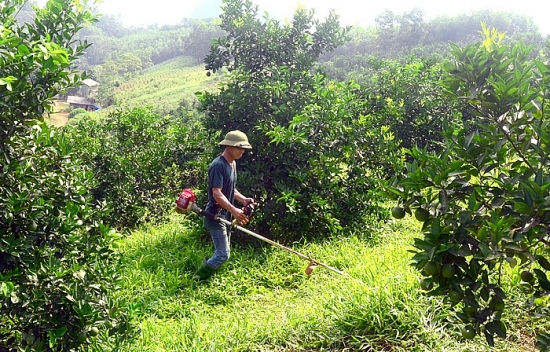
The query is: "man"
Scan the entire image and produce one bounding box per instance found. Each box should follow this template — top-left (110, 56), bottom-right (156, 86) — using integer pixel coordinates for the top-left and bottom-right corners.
top-left (193, 130), bottom-right (256, 280)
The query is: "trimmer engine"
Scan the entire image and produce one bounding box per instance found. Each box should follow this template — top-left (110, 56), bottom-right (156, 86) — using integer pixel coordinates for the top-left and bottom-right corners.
top-left (175, 188), bottom-right (196, 214)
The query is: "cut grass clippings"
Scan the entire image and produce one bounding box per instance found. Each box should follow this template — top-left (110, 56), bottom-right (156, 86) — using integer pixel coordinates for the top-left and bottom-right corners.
top-left (107, 212), bottom-right (543, 351)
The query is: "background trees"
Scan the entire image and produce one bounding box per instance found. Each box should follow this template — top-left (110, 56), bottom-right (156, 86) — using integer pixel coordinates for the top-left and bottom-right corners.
top-left (69, 4), bottom-right (546, 112)
top-left (323, 9), bottom-right (544, 66)
top-left (354, 56), bottom-right (457, 152)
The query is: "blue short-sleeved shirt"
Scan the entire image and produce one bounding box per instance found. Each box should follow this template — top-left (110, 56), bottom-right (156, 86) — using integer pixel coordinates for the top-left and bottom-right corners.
top-left (204, 155), bottom-right (236, 221)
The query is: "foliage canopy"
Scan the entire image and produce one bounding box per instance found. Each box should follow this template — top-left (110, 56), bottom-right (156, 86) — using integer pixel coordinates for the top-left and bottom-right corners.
top-left (1, 1), bottom-right (131, 349)
top-left (198, 0), bottom-right (403, 239)
top-left (386, 24), bottom-right (550, 348)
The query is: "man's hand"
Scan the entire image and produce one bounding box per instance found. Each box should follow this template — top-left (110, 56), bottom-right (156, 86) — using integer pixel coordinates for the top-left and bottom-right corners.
top-left (242, 197), bottom-right (256, 207)
top-left (231, 206), bottom-right (249, 225)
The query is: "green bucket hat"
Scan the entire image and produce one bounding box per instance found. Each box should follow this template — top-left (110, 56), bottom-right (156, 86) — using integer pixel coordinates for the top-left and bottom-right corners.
top-left (218, 130), bottom-right (252, 149)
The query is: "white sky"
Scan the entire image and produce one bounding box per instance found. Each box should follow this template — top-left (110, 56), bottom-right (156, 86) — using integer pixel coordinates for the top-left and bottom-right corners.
top-left (38, 0), bottom-right (550, 35)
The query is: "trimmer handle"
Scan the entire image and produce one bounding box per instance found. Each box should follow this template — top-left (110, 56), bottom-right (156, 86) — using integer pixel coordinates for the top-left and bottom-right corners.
top-left (244, 203), bottom-right (254, 217)
top-left (189, 203), bottom-right (218, 220)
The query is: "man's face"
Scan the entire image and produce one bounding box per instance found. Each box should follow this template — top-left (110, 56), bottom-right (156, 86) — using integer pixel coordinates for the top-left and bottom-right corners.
top-left (228, 146), bottom-right (247, 159)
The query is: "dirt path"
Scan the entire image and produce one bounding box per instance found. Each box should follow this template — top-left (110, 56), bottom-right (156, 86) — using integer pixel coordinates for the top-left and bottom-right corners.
top-left (49, 100), bottom-right (69, 127)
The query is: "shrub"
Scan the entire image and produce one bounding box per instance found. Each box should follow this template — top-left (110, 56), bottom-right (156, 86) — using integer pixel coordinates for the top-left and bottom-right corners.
top-left (64, 106), bottom-right (212, 230)
top-left (66, 112), bottom-right (91, 126)
top-left (386, 26), bottom-right (550, 349)
top-left (0, 123), bottom-right (131, 350)
top-left (360, 56), bottom-right (459, 153)
top-left (265, 79), bottom-right (402, 240)
top-left (68, 108), bottom-right (88, 119)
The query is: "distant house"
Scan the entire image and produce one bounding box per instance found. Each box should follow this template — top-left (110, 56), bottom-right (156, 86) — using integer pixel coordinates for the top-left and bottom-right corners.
top-left (65, 78), bottom-right (101, 111)
top-left (81, 78), bottom-right (99, 100)
top-left (66, 96), bottom-right (100, 111)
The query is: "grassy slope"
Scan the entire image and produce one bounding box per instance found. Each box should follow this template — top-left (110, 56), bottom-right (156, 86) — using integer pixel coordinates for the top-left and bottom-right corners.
top-left (94, 56), bottom-right (539, 352)
top-left (110, 211), bottom-right (538, 351)
top-left (111, 57), bottom-right (222, 114)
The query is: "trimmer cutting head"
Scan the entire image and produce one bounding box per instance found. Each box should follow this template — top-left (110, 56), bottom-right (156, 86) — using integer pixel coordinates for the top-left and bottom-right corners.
top-left (305, 261), bottom-right (318, 276)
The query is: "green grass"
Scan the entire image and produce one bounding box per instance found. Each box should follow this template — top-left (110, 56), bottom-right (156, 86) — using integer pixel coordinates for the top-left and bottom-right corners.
top-left (111, 56), bottom-right (223, 114)
top-left (107, 211), bottom-right (541, 351)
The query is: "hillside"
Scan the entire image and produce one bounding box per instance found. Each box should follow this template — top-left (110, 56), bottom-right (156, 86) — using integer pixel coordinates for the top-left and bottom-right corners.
top-left (110, 56), bottom-right (222, 114)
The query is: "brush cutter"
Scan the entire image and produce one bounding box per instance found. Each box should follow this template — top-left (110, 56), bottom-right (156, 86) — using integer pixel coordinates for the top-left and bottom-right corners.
top-left (176, 188), bottom-right (344, 276)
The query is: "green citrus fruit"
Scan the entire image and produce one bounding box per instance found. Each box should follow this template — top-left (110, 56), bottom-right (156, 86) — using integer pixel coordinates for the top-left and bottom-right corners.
top-left (391, 206), bottom-right (406, 219)
top-left (28, 221), bottom-right (38, 231)
top-left (449, 289), bottom-right (464, 302)
top-left (88, 326), bottom-right (99, 337)
top-left (423, 261), bottom-right (439, 276)
top-left (441, 264), bottom-right (455, 279)
top-left (461, 325), bottom-right (476, 340)
top-left (77, 331), bottom-right (87, 342)
top-left (520, 270), bottom-right (535, 283)
top-left (414, 208), bottom-right (430, 222)
top-left (419, 278), bottom-right (433, 291)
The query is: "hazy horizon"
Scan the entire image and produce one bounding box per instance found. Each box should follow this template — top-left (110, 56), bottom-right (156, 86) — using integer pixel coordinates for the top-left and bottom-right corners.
top-left (93, 0), bottom-right (550, 36)
top-left (32, 0), bottom-right (550, 36)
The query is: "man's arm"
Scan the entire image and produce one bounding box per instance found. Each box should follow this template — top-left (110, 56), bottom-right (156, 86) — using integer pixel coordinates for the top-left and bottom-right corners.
top-left (212, 187), bottom-right (249, 225)
top-left (234, 189), bottom-right (255, 206)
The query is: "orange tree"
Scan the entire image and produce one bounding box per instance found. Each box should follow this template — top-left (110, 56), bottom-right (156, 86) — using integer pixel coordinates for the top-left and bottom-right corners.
top-left (198, 0), bottom-right (403, 239)
top-left (1, 1), bottom-right (131, 350)
top-left (64, 107), bottom-right (213, 230)
top-left (0, 0), bottom-right (93, 143)
top-left (386, 25), bottom-right (550, 348)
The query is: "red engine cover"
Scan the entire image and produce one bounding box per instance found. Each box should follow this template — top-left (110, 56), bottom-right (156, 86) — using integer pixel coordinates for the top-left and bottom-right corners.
top-left (175, 188), bottom-right (195, 212)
